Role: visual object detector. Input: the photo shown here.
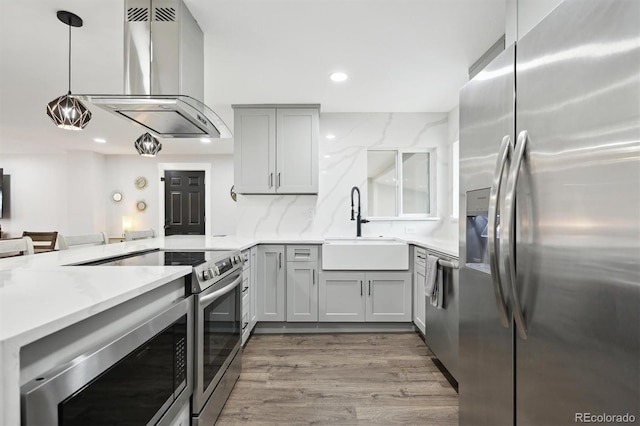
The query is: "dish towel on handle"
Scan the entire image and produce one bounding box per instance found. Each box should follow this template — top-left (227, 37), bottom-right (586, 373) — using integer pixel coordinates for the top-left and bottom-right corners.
top-left (425, 254), bottom-right (439, 299)
top-left (425, 254), bottom-right (445, 309)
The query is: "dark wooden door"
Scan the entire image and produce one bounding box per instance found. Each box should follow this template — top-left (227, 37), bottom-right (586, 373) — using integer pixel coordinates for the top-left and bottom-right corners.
top-left (164, 170), bottom-right (205, 236)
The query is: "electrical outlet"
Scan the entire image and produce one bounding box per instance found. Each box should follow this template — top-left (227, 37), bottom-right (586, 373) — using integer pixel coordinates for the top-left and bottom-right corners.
top-left (307, 208), bottom-right (315, 221)
top-left (405, 226), bottom-right (416, 234)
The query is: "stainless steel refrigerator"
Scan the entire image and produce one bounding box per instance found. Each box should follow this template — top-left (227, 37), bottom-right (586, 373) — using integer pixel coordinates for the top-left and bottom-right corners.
top-left (459, 0), bottom-right (640, 424)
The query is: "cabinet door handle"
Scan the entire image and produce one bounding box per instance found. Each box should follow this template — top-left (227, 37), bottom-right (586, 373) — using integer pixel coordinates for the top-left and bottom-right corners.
top-left (269, 173), bottom-right (274, 188)
top-left (368, 280), bottom-right (371, 296)
top-left (360, 280), bottom-right (363, 296)
top-left (277, 172), bottom-right (281, 188)
top-left (279, 252), bottom-right (282, 269)
top-left (312, 269), bottom-right (315, 285)
top-left (242, 322), bottom-right (248, 330)
top-left (242, 286), bottom-right (249, 293)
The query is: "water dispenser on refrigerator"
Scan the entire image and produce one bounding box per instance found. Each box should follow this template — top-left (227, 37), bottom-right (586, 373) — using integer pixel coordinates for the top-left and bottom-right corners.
top-left (465, 188), bottom-right (498, 272)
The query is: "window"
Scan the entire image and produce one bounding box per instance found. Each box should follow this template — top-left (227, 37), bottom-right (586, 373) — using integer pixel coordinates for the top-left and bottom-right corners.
top-left (367, 148), bottom-right (437, 219)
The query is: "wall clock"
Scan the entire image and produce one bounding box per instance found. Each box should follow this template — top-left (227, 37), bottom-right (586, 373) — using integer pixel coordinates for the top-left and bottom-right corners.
top-left (111, 191), bottom-right (123, 203)
top-left (135, 176), bottom-right (148, 190)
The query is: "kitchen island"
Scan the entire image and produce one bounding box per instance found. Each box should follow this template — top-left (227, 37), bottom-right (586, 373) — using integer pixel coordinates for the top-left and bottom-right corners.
top-left (0, 234), bottom-right (457, 425)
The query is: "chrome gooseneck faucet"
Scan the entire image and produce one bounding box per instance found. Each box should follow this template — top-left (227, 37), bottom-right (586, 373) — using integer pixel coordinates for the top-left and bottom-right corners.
top-left (350, 186), bottom-right (370, 237)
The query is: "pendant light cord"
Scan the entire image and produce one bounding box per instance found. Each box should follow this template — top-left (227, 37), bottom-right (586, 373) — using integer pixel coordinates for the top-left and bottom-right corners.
top-left (68, 23), bottom-right (72, 95)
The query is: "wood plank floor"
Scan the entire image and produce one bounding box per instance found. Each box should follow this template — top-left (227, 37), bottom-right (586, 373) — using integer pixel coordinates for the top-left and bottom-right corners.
top-left (216, 333), bottom-right (458, 425)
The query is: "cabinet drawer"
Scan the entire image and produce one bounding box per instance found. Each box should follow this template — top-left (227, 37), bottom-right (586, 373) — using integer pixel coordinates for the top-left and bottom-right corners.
top-left (414, 247), bottom-right (427, 267)
top-left (241, 311), bottom-right (250, 345)
top-left (286, 245), bottom-right (318, 262)
top-left (242, 250), bottom-right (251, 271)
top-left (242, 286), bottom-right (250, 310)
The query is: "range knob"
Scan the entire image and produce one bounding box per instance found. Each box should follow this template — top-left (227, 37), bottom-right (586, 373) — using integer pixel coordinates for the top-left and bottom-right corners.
top-left (202, 269), bottom-right (212, 280)
top-left (235, 255), bottom-right (242, 264)
top-left (212, 266), bottom-right (220, 276)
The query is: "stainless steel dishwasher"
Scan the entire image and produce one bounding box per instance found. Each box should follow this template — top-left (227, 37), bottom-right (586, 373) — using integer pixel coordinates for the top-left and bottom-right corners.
top-left (424, 249), bottom-right (460, 381)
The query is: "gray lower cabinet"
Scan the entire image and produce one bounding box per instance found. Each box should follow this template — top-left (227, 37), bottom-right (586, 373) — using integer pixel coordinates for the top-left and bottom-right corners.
top-left (413, 247), bottom-right (427, 335)
top-left (241, 249), bottom-right (253, 346)
top-left (286, 261), bottom-right (318, 322)
top-left (250, 246), bottom-right (258, 329)
top-left (241, 256), bottom-right (250, 345)
top-left (366, 272), bottom-right (412, 322)
top-left (256, 245), bottom-right (285, 321)
top-left (319, 271), bottom-right (411, 322)
top-left (319, 272), bottom-right (366, 321)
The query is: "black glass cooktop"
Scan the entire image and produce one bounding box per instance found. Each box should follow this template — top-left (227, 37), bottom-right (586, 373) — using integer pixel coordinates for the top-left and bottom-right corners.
top-left (88, 250), bottom-right (231, 267)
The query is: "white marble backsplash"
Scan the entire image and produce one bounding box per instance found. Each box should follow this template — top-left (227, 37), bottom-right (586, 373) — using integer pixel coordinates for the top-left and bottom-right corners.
top-left (235, 112), bottom-right (458, 243)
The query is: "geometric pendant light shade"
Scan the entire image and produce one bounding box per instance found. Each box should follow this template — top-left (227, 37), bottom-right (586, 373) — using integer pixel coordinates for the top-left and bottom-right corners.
top-left (134, 132), bottom-right (162, 157)
top-left (46, 94), bottom-right (92, 130)
top-left (46, 11), bottom-right (92, 130)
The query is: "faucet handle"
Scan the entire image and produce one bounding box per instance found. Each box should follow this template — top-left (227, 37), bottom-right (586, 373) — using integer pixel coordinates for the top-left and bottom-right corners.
top-left (361, 219), bottom-right (370, 224)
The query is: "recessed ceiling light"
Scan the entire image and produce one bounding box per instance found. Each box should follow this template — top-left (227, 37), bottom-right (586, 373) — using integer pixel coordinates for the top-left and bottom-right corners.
top-left (330, 72), bottom-right (348, 82)
top-left (94, 138), bottom-right (106, 143)
top-left (321, 170), bottom-right (328, 174)
top-left (323, 154), bottom-right (331, 159)
top-left (200, 138), bottom-right (211, 143)
top-left (326, 134), bottom-right (336, 140)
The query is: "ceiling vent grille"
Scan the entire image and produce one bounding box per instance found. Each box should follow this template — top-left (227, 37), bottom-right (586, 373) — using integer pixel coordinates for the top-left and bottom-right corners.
top-left (127, 7), bottom-right (149, 22)
top-left (154, 7), bottom-right (176, 22)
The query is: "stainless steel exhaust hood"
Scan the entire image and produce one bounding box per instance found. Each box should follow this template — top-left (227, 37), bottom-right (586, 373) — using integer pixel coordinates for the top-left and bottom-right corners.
top-left (81, 0), bottom-right (231, 138)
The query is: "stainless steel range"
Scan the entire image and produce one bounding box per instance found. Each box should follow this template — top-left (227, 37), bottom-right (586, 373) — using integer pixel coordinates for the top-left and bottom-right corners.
top-left (89, 249), bottom-right (244, 425)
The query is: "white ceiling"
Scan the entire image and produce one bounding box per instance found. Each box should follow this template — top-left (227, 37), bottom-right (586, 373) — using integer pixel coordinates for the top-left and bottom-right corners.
top-left (0, 0), bottom-right (505, 156)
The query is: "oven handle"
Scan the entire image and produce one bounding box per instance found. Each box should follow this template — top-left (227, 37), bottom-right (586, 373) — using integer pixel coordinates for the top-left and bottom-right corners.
top-left (198, 273), bottom-right (242, 307)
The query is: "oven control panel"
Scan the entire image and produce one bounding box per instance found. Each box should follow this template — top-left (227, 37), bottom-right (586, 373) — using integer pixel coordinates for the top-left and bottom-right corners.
top-left (192, 251), bottom-right (243, 293)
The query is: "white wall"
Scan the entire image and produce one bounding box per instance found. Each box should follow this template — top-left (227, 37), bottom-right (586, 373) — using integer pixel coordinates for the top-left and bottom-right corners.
top-left (0, 153), bottom-right (104, 238)
top-left (0, 152), bottom-right (236, 239)
top-left (104, 155), bottom-right (236, 237)
top-left (1, 112), bottom-right (459, 242)
top-left (235, 112), bottom-right (457, 241)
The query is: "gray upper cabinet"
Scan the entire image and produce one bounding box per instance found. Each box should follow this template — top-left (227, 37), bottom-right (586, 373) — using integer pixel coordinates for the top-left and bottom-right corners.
top-left (233, 105), bottom-right (319, 194)
top-left (234, 108), bottom-right (276, 193)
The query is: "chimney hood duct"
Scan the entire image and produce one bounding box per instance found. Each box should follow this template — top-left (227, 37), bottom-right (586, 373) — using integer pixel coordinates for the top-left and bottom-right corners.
top-left (80, 0), bottom-right (231, 138)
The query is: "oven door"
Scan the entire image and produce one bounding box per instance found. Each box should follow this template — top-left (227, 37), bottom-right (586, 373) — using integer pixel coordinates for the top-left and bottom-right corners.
top-left (193, 269), bottom-right (242, 414)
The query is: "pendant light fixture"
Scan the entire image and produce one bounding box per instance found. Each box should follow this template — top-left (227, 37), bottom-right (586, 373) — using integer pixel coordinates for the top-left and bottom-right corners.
top-left (134, 133), bottom-right (162, 157)
top-left (46, 11), bottom-right (92, 130)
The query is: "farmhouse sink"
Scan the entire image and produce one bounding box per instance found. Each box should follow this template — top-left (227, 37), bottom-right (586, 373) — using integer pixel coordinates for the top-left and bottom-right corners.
top-left (322, 238), bottom-right (409, 270)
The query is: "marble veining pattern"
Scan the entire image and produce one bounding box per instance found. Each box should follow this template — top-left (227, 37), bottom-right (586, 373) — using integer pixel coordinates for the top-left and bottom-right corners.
top-left (236, 112), bottom-right (458, 243)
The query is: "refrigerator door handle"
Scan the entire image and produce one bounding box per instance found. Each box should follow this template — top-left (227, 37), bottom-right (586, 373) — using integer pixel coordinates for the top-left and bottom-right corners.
top-left (488, 135), bottom-right (513, 328)
top-left (502, 130), bottom-right (529, 340)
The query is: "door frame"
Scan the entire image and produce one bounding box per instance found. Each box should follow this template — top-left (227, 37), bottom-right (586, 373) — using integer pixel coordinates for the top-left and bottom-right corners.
top-left (157, 163), bottom-right (212, 237)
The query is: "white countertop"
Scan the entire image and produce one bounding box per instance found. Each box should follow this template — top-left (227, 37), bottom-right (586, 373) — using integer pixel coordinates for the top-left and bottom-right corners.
top-left (0, 264), bottom-right (192, 426)
top-left (0, 233), bottom-right (456, 424)
top-left (0, 235), bottom-right (457, 272)
top-left (0, 266), bottom-right (191, 345)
